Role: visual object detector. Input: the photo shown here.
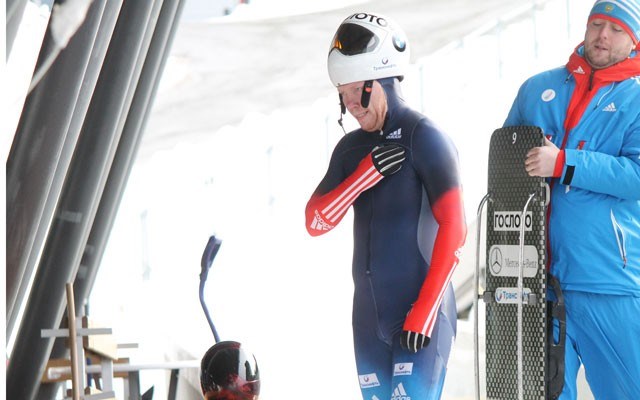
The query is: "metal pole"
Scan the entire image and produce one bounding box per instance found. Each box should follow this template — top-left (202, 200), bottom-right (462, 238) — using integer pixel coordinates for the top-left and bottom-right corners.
top-left (6, 0), bottom-right (111, 344)
top-left (7, 2), bottom-right (156, 399)
top-left (474, 193), bottom-right (491, 400)
top-left (32, 4), bottom-right (128, 398)
top-left (517, 193), bottom-right (536, 400)
top-left (41, 3), bottom-right (186, 397)
top-left (6, 0), bottom-right (29, 57)
top-left (65, 284), bottom-right (81, 400)
top-left (72, 0), bottom-right (186, 316)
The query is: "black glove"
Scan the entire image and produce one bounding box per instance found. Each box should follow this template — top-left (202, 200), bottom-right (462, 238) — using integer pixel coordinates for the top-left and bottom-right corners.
top-left (400, 330), bottom-right (431, 353)
top-left (371, 144), bottom-right (405, 176)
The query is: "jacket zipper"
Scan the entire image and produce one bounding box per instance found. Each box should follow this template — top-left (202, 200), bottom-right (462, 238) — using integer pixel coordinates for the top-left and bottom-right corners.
top-left (610, 210), bottom-right (628, 268)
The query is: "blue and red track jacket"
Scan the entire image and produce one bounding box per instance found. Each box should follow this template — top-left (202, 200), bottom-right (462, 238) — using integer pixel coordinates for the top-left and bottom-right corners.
top-left (305, 78), bottom-right (466, 340)
top-left (505, 45), bottom-right (640, 296)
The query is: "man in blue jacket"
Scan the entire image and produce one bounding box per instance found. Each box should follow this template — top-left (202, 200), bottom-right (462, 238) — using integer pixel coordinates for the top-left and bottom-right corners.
top-left (504, 1), bottom-right (640, 398)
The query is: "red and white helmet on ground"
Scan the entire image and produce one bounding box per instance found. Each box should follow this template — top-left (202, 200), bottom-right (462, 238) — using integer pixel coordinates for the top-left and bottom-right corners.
top-left (327, 12), bottom-right (410, 87)
top-left (200, 341), bottom-right (260, 400)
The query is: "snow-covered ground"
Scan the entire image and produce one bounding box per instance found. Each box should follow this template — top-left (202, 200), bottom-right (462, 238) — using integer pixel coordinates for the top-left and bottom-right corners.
top-left (89, 0), bottom-right (596, 399)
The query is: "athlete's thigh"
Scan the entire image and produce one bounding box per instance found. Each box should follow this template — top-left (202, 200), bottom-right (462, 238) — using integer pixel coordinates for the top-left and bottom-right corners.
top-left (353, 321), bottom-right (393, 400)
top-left (389, 294), bottom-right (457, 400)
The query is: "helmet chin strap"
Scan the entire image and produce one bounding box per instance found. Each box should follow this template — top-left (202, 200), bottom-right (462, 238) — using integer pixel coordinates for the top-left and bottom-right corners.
top-left (360, 80), bottom-right (374, 108)
top-left (338, 93), bottom-right (347, 134)
top-left (337, 80), bottom-right (374, 134)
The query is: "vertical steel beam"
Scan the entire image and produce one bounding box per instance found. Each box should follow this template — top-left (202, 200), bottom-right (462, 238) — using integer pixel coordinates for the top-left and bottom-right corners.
top-left (6, 1), bottom-right (157, 398)
top-left (6, 0), bottom-right (112, 340)
top-left (6, 0), bottom-right (29, 57)
top-left (37, 2), bottom-right (186, 398)
top-left (74, 0), bottom-right (186, 313)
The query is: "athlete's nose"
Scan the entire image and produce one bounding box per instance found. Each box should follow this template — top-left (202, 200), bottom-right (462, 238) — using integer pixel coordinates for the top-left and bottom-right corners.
top-left (342, 92), bottom-right (361, 110)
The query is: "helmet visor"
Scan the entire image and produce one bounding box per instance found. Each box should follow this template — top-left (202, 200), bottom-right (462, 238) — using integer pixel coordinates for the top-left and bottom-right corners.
top-left (331, 23), bottom-right (380, 56)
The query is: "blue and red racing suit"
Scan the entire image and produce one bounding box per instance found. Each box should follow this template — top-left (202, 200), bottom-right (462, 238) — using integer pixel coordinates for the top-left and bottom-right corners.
top-left (306, 78), bottom-right (466, 400)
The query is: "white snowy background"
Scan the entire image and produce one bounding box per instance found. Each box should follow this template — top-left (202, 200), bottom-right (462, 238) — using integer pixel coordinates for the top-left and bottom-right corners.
top-left (5, 0), bottom-right (596, 399)
top-left (91, 1), bottom-right (595, 399)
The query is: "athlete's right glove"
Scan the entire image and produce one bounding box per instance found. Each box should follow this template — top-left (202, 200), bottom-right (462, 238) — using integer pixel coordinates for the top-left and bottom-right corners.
top-left (371, 144), bottom-right (405, 176)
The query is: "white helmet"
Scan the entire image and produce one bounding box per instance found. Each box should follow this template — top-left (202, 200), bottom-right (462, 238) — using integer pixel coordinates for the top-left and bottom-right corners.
top-left (327, 12), bottom-right (410, 87)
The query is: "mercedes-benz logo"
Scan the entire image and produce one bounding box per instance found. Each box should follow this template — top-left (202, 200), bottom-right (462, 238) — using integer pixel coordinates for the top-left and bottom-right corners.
top-left (490, 247), bottom-right (503, 275)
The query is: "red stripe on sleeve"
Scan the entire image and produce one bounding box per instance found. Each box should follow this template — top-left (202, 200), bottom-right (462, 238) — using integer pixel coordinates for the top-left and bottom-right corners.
top-left (403, 187), bottom-right (467, 336)
top-left (305, 154), bottom-right (383, 236)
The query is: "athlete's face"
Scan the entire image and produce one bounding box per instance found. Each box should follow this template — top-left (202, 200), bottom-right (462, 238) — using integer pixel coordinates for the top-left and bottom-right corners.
top-left (338, 80), bottom-right (387, 132)
top-left (584, 18), bottom-right (635, 69)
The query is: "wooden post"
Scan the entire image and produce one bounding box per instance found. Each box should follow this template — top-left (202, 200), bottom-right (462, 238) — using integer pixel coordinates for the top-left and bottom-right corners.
top-left (66, 283), bottom-right (81, 400)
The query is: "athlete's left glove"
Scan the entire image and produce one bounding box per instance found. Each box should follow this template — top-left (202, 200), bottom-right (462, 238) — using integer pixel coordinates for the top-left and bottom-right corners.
top-left (400, 330), bottom-right (430, 353)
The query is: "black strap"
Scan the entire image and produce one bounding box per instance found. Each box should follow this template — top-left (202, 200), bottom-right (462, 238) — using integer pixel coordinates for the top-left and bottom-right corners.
top-left (546, 273), bottom-right (566, 399)
top-left (562, 165), bottom-right (575, 185)
top-left (360, 80), bottom-right (374, 108)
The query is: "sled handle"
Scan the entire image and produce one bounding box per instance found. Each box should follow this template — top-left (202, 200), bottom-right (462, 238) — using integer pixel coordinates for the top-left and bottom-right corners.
top-left (473, 192), bottom-right (492, 400)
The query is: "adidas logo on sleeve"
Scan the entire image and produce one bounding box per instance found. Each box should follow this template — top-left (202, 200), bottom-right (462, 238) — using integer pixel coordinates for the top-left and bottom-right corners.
top-left (391, 382), bottom-right (411, 400)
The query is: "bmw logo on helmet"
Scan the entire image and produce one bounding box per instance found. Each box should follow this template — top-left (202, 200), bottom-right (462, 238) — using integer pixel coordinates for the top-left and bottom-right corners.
top-left (392, 34), bottom-right (407, 52)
